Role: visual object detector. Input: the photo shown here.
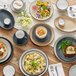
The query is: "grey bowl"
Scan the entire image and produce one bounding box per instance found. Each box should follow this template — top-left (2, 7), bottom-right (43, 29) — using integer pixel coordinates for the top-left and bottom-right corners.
top-left (19, 49), bottom-right (48, 76)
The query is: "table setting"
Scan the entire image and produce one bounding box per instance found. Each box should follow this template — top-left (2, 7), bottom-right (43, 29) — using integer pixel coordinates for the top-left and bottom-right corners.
top-left (0, 0), bottom-right (76, 76)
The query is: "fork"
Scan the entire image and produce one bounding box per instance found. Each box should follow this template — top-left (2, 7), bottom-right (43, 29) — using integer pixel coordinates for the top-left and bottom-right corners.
top-left (50, 66), bottom-right (54, 76)
top-left (55, 66), bottom-right (59, 76)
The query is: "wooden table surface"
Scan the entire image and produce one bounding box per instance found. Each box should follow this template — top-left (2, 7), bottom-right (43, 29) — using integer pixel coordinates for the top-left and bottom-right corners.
top-left (0, 0), bottom-right (76, 76)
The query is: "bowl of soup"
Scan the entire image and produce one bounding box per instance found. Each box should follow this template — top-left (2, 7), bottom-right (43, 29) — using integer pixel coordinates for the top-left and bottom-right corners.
top-left (35, 26), bottom-right (47, 39)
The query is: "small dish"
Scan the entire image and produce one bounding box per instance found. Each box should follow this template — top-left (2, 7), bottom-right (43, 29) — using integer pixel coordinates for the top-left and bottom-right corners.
top-left (67, 5), bottom-right (76, 19)
top-left (11, 0), bottom-right (26, 13)
top-left (54, 16), bottom-right (76, 32)
top-left (30, 23), bottom-right (54, 46)
top-left (56, 0), bottom-right (68, 11)
top-left (54, 35), bottom-right (76, 62)
top-left (69, 65), bottom-right (76, 76)
top-left (13, 30), bottom-right (28, 45)
top-left (35, 26), bottom-right (47, 39)
top-left (0, 37), bottom-right (13, 64)
top-left (0, 9), bottom-right (15, 30)
top-left (29, 0), bottom-right (54, 21)
top-left (19, 48), bottom-right (48, 76)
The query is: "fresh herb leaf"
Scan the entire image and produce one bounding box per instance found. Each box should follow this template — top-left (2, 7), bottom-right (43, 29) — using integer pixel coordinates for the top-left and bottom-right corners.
top-left (24, 61), bottom-right (26, 65)
top-left (59, 40), bottom-right (72, 54)
top-left (31, 60), bottom-right (38, 68)
top-left (0, 51), bottom-right (2, 56)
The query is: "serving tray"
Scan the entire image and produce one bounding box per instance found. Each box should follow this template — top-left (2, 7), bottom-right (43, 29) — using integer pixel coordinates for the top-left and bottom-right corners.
top-left (0, 28), bottom-right (76, 76)
top-left (54, 16), bottom-right (76, 32)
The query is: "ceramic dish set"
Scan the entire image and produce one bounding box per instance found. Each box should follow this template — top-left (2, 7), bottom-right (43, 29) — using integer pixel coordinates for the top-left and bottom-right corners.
top-left (0, 0), bottom-right (76, 76)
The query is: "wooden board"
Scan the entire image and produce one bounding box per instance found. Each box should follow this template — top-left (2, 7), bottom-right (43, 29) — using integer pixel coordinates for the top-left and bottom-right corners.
top-left (0, 27), bottom-right (76, 76)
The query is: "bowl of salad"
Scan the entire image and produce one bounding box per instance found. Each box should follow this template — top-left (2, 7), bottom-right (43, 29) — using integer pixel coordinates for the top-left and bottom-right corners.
top-left (19, 49), bottom-right (48, 76)
top-left (30, 0), bottom-right (54, 20)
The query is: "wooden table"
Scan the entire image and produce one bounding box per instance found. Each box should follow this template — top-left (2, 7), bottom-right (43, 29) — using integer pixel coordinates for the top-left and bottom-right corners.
top-left (0, 0), bottom-right (76, 76)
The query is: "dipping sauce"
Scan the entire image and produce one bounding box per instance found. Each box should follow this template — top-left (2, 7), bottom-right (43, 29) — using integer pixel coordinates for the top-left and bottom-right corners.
top-left (4, 18), bottom-right (11, 25)
top-left (13, 0), bottom-right (23, 10)
top-left (58, 18), bottom-right (65, 28)
top-left (36, 26), bottom-right (47, 39)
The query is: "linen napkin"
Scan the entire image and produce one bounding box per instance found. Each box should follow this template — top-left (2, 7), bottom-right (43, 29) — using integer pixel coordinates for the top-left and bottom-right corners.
top-left (48, 63), bottom-right (65, 76)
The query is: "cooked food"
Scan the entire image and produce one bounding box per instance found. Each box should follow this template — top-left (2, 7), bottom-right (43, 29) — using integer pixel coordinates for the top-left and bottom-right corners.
top-left (22, 52), bottom-right (46, 75)
top-left (59, 40), bottom-right (72, 53)
top-left (13, 0), bottom-right (23, 10)
top-left (64, 45), bottom-right (76, 57)
top-left (32, 0), bottom-right (51, 19)
top-left (59, 40), bottom-right (76, 58)
top-left (0, 42), bottom-right (8, 60)
top-left (36, 26), bottom-right (47, 39)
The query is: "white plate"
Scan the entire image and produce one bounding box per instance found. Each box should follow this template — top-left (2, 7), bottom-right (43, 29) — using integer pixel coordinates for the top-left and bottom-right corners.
top-left (29, 0), bottom-right (54, 21)
top-left (69, 65), bottom-right (76, 76)
top-left (0, 37), bottom-right (13, 64)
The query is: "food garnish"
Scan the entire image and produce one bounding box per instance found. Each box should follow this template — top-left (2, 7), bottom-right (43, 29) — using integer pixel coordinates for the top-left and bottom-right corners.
top-left (59, 40), bottom-right (72, 53)
top-left (23, 52), bottom-right (46, 74)
top-left (32, 0), bottom-right (51, 19)
top-left (17, 10), bottom-right (32, 28)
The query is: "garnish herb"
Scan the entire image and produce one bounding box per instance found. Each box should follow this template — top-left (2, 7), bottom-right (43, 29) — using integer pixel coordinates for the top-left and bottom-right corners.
top-left (59, 40), bottom-right (72, 53)
top-left (31, 60), bottom-right (38, 68)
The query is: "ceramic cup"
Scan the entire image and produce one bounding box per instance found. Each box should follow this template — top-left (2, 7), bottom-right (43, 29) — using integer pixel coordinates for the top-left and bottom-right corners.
top-left (13, 30), bottom-right (28, 45)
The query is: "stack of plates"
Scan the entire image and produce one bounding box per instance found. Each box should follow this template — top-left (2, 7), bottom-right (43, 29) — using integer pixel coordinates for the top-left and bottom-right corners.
top-left (0, 37), bottom-right (13, 64)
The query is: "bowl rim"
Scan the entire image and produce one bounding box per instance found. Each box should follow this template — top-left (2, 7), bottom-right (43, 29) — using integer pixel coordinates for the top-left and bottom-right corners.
top-left (19, 48), bottom-right (49, 76)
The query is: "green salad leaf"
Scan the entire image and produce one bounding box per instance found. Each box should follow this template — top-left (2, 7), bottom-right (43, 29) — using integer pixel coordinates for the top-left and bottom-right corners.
top-left (59, 40), bottom-right (72, 54)
top-left (31, 60), bottom-right (38, 68)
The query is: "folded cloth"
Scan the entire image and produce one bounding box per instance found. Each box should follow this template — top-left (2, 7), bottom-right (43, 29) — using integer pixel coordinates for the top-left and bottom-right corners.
top-left (48, 63), bottom-right (65, 76)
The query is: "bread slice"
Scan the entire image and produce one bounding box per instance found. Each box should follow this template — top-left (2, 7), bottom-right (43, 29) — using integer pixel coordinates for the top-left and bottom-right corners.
top-left (64, 45), bottom-right (76, 58)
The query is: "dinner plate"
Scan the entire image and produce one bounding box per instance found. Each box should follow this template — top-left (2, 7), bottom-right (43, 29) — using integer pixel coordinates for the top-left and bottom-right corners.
top-left (0, 37), bottom-right (13, 64)
top-left (30, 23), bottom-right (54, 46)
top-left (54, 16), bottom-right (76, 32)
top-left (19, 49), bottom-right (48, 76)
top-left (69, 65), bottom-right (76, 76)
top-left (0, 9), bottom-right (15, 30)
top-left (29, 0), bottom-right (54, 21)
top-left (54, 35), bottom-right (76, 62)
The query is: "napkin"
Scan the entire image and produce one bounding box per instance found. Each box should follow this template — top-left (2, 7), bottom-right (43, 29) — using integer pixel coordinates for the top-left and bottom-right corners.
top-left (48, 63), bottom-right (65, 76)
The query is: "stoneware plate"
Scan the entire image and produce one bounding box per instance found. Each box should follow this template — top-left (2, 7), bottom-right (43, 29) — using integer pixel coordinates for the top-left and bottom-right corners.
top-left (69, 65), bottom-right (76, 76)
top-left (30, 23), bottom-right (54, 46)
top-left (29, 0), bottom-right (54, 21)
top-left (0, 9), bottom-right (15, 30)
top-left (54, 35), bottom-right (76, 62)
top-left (54, 16), bottom-right (76, 32)
top-left (0, 37), bottom-right (13, 64)
top-left (19, 49), bottom-right (48, 76)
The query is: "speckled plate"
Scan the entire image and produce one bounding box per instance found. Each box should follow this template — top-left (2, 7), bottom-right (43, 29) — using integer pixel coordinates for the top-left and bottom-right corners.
top-left (69, 65), bottom-right (76, 76)
top-left (54, 16), bottom-right (76, 32)
top-left (54, 35), bottom-right (76, 63)
top-left (0, 37), bottom-right (13, 64)
top-left (19, 48), bottom-right (48, 76)
top-left (30, 23), bottom-right (54, 46)
top-left (29, 0), bottom-right (54, 21)
top-left (0, 9), bottom-right (15, 30)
